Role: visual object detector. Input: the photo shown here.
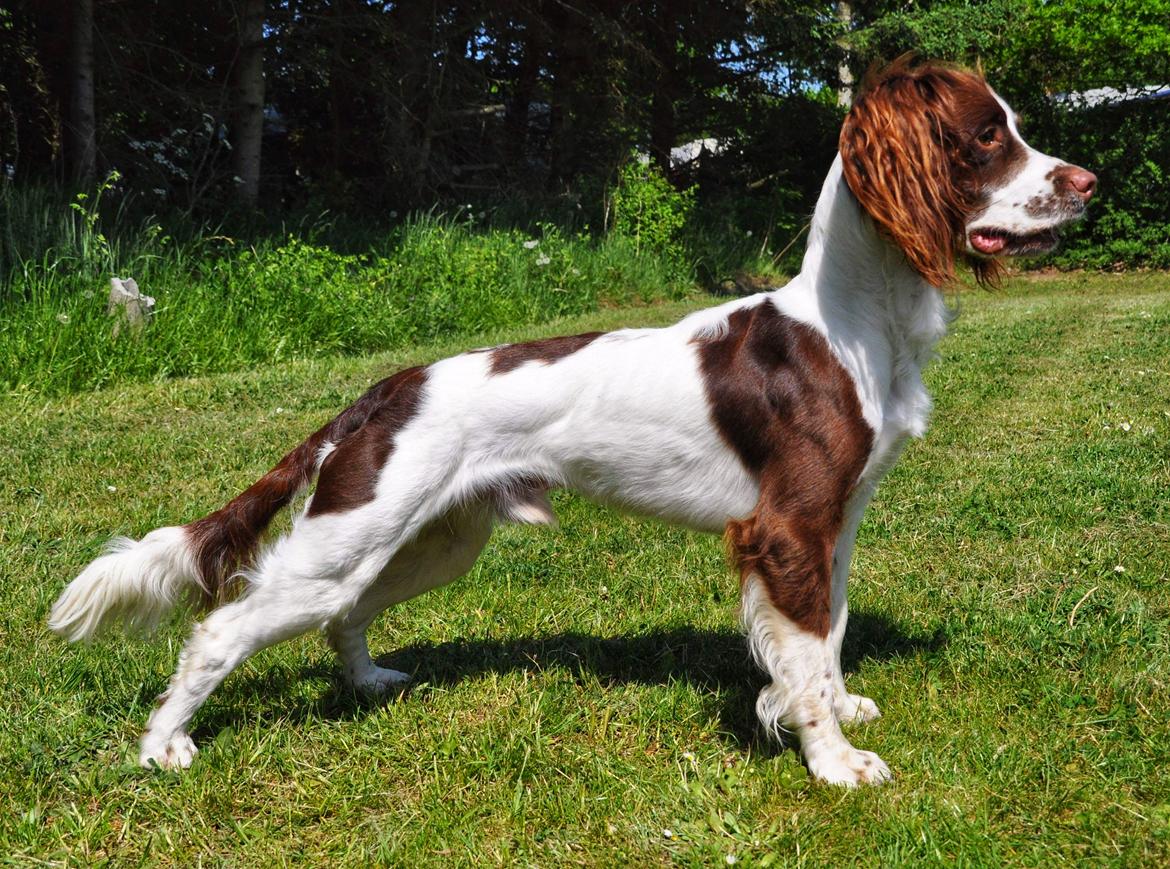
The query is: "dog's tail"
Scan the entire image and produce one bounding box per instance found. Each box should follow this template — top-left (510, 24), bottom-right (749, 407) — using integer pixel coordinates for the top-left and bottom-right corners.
top-left (47, 372), bottom-right (413, 643)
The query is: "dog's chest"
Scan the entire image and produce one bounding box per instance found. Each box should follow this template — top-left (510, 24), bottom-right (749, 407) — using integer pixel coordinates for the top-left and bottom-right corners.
top-left (859, 287), bottom-right (949, 480)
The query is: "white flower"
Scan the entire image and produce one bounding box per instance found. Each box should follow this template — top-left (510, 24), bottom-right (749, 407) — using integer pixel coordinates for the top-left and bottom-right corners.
top-left (662, 829), bottom-right (674, 839)
top-left (275, 406), bottom-right (285, 414)
top-left (153, 188), bottom-right (166, 196)
top-left (1114, 565), bottom-right (1126, 573)
top-left (523, 239), bottom-right (540, 249)
top-left (535, 255), bottom-right (551, 266)
top-left (106, 485), bottom-right (117, 493)
top-left (389, 211), bottom-right (398, 218)
top-left (1119, 421), bottom-right (1132, 432)
top-left (725, 855), bottom-right (737, 865)
top-left (56, 312), bottom-right (70, 324)
top-left (745, 230), bottom-right (753, 237)
top-left (682, 751), bottom-right (696, 762)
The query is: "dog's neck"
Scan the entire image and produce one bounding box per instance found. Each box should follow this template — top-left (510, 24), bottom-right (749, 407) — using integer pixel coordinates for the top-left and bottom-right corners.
top-left (798, 156), bottom-right (938, 319)
top-left (775, 155), bottom-right (951, 437)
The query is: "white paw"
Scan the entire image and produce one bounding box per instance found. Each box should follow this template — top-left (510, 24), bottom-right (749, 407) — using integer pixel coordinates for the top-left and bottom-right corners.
top-left (139, 731), bottom-right (198, 770)
top-left (352, 665), bottom-right (411, 695)
top-left (836, 693), bottom-right (881, 724)
top-left (806, 745), bottom-right (892, 787)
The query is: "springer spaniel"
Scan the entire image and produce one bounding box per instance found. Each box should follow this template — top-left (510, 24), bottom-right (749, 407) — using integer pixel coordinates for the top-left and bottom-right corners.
top-left (50, 60), bottom-right (1095, 785)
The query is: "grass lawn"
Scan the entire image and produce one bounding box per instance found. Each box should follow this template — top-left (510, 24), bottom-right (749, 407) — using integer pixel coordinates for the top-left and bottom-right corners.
top-left (3, 271), bottom-right (1168, 865)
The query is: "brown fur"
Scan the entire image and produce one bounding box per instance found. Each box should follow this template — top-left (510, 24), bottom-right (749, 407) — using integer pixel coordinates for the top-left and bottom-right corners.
top-left (307, 367), bottom-right (427, 516)
top-left (186, 365), bottom-right (428, 600)
top-left (697, 302), bottom-right (873, 636)
top-left (488, 332), bottom-right (605, 375)
top-left (839, 57), bottom-right (1024, 289)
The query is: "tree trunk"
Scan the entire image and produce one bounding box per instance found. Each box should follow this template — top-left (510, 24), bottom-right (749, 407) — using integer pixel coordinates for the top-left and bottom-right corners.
top-left (232, 0), bottom-right (265, 207)
top-left (66, 0), bottom-right (96, 186)
top-left (547, 1), bottom-right (584, 189)
top-left (649, 0), bottom-right (677, 171)
top-left (836, 1), bottom-right (854, 109)
top-left (505, 26), bottom-right (540, 179)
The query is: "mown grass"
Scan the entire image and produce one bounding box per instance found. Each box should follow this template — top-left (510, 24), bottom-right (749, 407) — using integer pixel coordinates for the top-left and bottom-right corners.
top-left (2, 272), bottom-right (1168, 865)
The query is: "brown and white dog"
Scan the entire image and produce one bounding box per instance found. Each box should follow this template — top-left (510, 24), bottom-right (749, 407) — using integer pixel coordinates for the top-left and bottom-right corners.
top-left (50, 60), bottom-right (1095, 784)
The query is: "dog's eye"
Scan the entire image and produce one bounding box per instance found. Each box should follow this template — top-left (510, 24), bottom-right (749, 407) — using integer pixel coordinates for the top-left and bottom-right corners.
top-left (977, 126), bottom-right (1001, 147)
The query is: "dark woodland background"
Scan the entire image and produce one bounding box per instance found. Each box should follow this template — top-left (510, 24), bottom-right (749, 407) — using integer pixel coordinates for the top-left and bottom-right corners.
top-left (4, 1), bottom-right (1168, 251)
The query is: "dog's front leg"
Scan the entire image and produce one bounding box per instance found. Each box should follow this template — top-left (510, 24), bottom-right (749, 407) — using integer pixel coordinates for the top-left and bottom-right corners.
top-left (735, 514), bottom-right (891, 787)
top-left (828, 485), bottom-right (881, 725)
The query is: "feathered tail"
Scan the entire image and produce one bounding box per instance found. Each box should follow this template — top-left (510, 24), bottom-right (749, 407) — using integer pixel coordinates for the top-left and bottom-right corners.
top-left (48, 369), bottom-right (416, 642)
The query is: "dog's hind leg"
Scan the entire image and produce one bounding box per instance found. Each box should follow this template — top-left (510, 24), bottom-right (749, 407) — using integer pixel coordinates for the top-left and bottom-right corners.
top-left (138, 503), bottom-right (428, 769)
top-left (139, 579), bottom-right (340, 769)
top-left (325, 502), bottom-right (495, 695)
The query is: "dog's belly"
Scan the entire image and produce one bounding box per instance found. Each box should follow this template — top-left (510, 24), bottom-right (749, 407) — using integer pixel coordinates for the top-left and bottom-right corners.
top-left (556, 432), bottom-right (760, 534)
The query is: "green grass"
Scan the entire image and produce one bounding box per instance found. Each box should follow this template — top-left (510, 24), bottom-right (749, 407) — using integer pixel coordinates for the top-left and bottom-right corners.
top-left (0, 212), bottom-right (697, 398)
top-left (2, 272), bottom-right (1169, 865)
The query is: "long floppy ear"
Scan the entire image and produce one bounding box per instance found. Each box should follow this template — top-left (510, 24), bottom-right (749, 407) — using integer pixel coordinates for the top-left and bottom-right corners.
top-left (839, 65), bottom-right (972, 288)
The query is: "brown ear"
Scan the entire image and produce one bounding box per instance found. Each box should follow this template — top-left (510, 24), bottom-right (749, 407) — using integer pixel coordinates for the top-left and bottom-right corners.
top-left (839, 64), bottom-right (972, 288)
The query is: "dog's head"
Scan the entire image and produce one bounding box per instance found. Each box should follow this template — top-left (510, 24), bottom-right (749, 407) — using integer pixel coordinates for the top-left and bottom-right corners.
top-left (839, 58), bottom-right (1096, 287)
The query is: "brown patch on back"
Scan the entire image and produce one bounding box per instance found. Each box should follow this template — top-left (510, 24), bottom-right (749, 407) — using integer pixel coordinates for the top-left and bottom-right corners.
top-left (488, 332), bottom-right (604, 375)
top-left (307, 366), bottom-right (427, 516)
top-left (698, 302), bottom-right (873, 636)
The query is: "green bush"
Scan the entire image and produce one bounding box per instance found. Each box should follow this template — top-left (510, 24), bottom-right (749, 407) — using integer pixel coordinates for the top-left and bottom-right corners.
top-left (610, 158), bottom-right (695, 275)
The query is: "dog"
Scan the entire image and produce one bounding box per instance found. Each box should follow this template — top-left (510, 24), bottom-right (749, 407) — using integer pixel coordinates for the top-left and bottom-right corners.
top-left (50, 60), bottom-right (1095, 785)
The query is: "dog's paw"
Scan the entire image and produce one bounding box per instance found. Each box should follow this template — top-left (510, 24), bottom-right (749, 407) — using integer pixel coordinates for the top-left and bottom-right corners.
top-left (835, 692), bottom-right (881, 725)
top-left (352, 665), bottom-right (411, 695)
top-left (139, 731), bottom-right (198, 770)
top-left (806, 745), bottom-right (891, 787)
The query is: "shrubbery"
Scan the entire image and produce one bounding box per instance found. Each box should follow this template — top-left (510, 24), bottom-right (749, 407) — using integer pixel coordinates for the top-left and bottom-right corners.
top-left (0, 164), bottom-right (699, 396)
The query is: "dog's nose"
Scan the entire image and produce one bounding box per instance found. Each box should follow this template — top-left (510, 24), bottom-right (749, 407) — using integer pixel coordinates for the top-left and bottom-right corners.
top-left (1055, 166), bottom-right (1097, 203)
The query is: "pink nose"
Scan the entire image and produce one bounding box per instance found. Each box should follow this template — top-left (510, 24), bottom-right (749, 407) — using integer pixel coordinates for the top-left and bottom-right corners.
top-left (1055, 165), bottom-right (1097, 202)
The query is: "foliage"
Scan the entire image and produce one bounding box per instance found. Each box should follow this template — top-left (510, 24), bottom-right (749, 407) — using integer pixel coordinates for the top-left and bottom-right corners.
top-left (849, 0), bottom-right (1030, 66)
top-left (610, 158), bottom-right (696, 267)
top-left (2, 274), bottom-right (1169, 864)
top-left (1, 0), bottom-right (1168, 378)
top-left (0, 197), bottom-right (696, 396)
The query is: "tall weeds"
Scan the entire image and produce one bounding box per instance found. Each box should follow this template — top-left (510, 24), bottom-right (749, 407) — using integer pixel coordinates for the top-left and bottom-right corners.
top-left (1, 175), bottom-right (703, 396)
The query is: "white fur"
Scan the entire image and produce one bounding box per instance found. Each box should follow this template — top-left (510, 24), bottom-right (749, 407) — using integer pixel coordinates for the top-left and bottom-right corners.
top-left (742, 575), bottom-right (891, 786)
top-left (48, 527), bottom-right (198, 642)
top-left (51, 92), bottom-right (1085, 781)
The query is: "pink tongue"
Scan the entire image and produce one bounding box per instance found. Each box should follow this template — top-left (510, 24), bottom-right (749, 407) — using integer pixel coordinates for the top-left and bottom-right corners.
top-left (971, 232), bottom-right (1007, 254)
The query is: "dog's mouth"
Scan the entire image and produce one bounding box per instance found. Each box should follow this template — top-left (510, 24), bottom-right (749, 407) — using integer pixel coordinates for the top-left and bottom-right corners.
top-left (968, 226), bottom-right (1062, 257)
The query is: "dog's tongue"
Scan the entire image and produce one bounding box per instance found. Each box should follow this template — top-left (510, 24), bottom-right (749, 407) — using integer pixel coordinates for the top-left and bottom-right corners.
top-left (971, 231), bottom-right (1007, 254)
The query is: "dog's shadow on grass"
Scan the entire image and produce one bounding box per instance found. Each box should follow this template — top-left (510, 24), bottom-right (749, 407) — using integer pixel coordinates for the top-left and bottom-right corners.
top-left (198, 611), bottom-right (943, 752)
